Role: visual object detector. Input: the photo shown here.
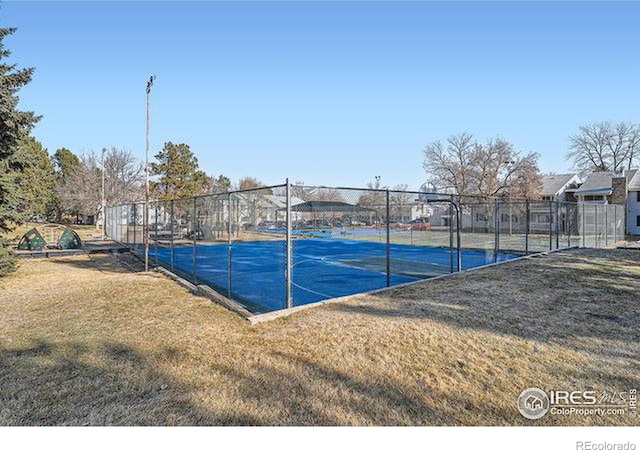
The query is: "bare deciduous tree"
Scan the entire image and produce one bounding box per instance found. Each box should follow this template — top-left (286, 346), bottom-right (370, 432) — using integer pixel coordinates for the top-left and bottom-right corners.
top-left (423, 133), bottom-right (542, 199)
top-left (389, 184), bottom-right (412, 222)
top-left (57, 147), bottom-right (143, 223)
top-left (237, 177), bottom-right (265, 191)
top-left (567, 121), bottom-right (640, 173)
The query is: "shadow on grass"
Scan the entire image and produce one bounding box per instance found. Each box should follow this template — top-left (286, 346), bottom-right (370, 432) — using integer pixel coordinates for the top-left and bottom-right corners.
top-left (47, 252), bottom-right (149, 275)
top-left (0, 340), bottom-right (203, 425)
top-left (0, 339), bottom-right (459, 425)
top-left (332, 249), bottom-right (640, 360)
top-left (208, 353), bottom-right (437, 425)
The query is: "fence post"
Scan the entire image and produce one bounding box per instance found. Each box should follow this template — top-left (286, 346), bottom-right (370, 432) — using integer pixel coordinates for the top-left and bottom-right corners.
top-left (525, 199), bottom-right (530, 255)
top-left (455, 200), bottom-right (461, 272)
top-left (170, 199), bottom-right (174, 272)
top-left (593, 205), bottom-right (600, 248)
top-left (494, 198), bottom-right (499, 263)
top-left (555, 201), bottom-right (560, 250)
top-left (548, 201), bottom-right (553, 251)
top-left (133, 204), bottom-right (137, 250)
top-left (613, 205), bottom-right (617, 243)
top-left (449, 200), bottom-right (454, 273)
top-left (286, 179), bottom-right (292, 308)
top-left (227, 193), bottom-right (232, 300)
top-left (604, 205), bottom-right (609, 247)
top-left (582, 203), bottom-right (586, 247)
top-left (144, 200), bottom-right (149, 271)
top-left (120, 205), bottom-right (123, 243)
top-left (567, 203), bottom-right (571, 248)
top-left (192, 197), bottom-right (197, 283)
top-left (154, 202), bottom-right (159, 265)
top-left (386, 189), bottom-right (391, 285)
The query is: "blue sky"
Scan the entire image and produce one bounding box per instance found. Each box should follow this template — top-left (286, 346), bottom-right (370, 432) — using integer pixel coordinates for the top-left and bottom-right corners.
top-left (2, 1), bottom-right (639, 189)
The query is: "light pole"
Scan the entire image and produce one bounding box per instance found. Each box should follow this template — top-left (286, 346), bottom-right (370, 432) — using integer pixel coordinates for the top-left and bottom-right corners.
top-left (101, 147), bottom-right (107, 238)
top-left (145, 75), bottom-right (155, 272)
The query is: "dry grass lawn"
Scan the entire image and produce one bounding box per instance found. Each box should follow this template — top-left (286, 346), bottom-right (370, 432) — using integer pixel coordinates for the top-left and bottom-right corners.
top-left (0, 249), bottom-right (638, 425)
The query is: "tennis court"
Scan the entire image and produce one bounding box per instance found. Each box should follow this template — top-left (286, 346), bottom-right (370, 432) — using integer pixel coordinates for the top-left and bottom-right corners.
top-left (150, 238), bottom-right (518, 313)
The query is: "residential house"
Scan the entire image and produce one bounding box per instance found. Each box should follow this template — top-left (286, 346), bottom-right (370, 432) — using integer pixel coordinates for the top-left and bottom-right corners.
top-left (540, 173), bottom-right (581, 202)
top-left (626, 171), bottom-right (640, 235)
top-left (530, 173), bottom-right (581, 233)
top-left (574, 169), bottom-right (638, 236)
top-left (573, 170), bottom-right (636, 204)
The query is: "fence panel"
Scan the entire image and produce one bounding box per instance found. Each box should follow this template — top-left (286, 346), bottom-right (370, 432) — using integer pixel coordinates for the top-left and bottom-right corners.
top-left (193, 193), bottom-right (229, 296)
top-left (496, 200), bottom-right (528, 256)
top-left (228, 186), bottom-right (287, 312)
top-left (458, 196), bottom-right (498, 261)
top-left (104, 183), bottom-right (633, 315)
top-left (388, 191), bottom-right (457, 277)
top-left (288, 186), bottom-right (388, 308)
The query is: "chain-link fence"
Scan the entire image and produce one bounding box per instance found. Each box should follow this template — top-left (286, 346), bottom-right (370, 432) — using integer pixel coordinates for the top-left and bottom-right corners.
top-left (105, 182), bottom-right (626, 315)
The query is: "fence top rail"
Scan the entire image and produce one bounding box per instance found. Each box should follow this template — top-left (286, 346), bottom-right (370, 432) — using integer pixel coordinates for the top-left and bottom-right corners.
top-left (105, 181), bottom-right (628, 210)
top-left (299, 185), bottom-right (576, 204)
top-left (106, 183), bottom-right (288, 208)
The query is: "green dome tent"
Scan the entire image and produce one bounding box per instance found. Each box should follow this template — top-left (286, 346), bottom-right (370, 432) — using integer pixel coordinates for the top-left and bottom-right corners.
top-left (17, 228), bottom-right (47, 251)
top-left (17, 225), bottom-right (82, 251)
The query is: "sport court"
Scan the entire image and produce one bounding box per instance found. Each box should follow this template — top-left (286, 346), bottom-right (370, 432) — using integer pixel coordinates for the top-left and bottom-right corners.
top-left (150, 238), bottom-right (518, 313)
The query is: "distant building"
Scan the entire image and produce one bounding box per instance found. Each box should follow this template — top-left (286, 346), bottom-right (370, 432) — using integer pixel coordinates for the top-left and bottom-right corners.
top-left (574, 171), bottom-right (627, 204)
top-left (570, 169), bottom-right (638, 235)
top-left (540, 173), bottom-right (581, 202)
top-left (626, 171), bottom-right (640, 235)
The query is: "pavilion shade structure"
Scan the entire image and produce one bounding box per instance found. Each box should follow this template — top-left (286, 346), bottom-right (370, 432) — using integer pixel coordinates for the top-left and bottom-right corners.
top-left (282, 201), bottom-right (374, 213)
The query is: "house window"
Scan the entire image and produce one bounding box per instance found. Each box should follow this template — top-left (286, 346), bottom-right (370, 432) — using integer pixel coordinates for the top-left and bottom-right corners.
top-left (637, 191), bottom-right (640, 202)
top-left (583, 195), bottom-right (605, 202)
top-left (475, 213), bottom-right (487, 221)
top-left (637, 215), bottom-right (640, 227)
top-left (533, 214), bottom-right (550, 223)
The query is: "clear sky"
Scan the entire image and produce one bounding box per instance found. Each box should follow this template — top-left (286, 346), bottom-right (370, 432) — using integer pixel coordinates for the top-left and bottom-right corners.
top-left (2, 1), bottom-right (640, 189)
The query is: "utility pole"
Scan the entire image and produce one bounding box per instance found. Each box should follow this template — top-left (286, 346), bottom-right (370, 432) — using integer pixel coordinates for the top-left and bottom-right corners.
top-left (101, 147), bottom-right (107, 238)
top-left (145, 75), bottom-right (155, 272)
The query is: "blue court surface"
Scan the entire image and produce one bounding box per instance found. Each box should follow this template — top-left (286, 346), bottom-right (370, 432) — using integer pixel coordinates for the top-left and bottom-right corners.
top-left (150, 238), bottom-right (518, 314)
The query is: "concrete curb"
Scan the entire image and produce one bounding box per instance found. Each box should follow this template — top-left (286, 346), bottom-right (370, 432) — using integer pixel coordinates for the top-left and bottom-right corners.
top-left (153, 266), bottom-right (253, 319)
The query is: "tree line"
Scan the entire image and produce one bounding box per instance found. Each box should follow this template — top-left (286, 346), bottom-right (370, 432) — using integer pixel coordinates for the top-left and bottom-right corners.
top-left (422, 121), bottom-right (640, 200)
top-left (5, 139), bottom-right (270, 227)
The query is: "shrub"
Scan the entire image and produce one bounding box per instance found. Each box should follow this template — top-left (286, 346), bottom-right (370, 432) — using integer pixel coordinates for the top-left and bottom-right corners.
top-left (0, 239), bottom-right (17, 277)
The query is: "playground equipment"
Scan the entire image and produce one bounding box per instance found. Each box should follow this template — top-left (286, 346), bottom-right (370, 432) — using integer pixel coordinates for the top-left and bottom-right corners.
top-left (57, 227), bottom-right (82, 249)
top-left (17, 225), bottom-right (82, 251)
top-left (17, 228), bottom-right (47, 251)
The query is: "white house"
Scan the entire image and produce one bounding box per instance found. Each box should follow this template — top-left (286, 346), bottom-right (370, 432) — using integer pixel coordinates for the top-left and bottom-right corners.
top-left (627, 171), bottom-right (640, 235)
top-left (540, 173), bottom-right (581, 202)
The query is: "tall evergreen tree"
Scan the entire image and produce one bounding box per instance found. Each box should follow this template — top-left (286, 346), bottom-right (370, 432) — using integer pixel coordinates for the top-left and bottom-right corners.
top-left (52, 147), bottom-right (80, 183)
top-left (0, 27), bottom-right (40, 233)
top-left (52, 147), bottom-right (81, 220)
top-left (14, 136), bottom-right (56, 219)
top-left (151, 142), bottom-right (210, 199)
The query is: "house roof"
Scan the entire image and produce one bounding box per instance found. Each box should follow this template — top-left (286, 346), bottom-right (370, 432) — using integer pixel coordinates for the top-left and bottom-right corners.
top-left (626, 169), bottom-right (640, 191)
top-left (574, 169), bottom-right (639, 195)
top-left (575, 172), bottom-right (615, 196)
top-left (540, 174), bottom-right (579, 196)
top-left (236, 193), bottom-right (304, 208)
top-left (283, 201), bottom-right (374, 213)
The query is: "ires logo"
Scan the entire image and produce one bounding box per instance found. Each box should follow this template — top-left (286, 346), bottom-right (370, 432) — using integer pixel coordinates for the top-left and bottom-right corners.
top-left (517, 388), bottom-right (635, 420)
top-left (549, 390), bottom-right (597, 405)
